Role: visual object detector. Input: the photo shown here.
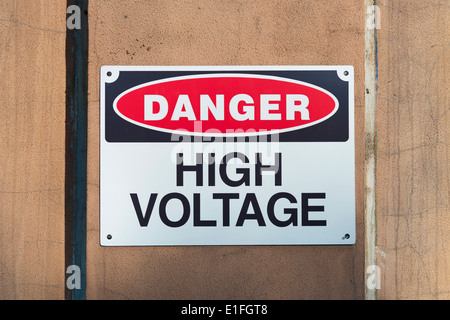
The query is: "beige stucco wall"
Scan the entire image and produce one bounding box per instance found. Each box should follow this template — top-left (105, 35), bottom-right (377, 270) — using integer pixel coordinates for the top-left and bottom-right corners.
top-left (86, 0), bottom-right (366, 299)
top-left (0, 0), bottom-right (448, 300)
top-left (375, 0), bottom-right (450, 299)
top-left (0, 0), bottom-right (66, 299)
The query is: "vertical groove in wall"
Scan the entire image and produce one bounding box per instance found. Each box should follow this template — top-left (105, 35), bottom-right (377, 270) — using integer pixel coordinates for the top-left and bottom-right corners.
top-left (65, 0), bottom-right (89, 300)
top-left (364, 0), bottom-right (378, 300)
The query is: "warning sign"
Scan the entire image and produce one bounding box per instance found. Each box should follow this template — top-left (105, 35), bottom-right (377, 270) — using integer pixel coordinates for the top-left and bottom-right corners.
top-left (100, 66), bottom-right (355, 246)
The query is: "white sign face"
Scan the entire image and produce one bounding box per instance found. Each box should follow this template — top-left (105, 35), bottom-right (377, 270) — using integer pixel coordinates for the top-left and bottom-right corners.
top-left (100, 66), bottom-right (355, 246)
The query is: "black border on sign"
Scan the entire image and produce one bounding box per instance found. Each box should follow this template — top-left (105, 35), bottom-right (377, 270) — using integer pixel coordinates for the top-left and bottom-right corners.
top-left (104, 69), bottom-right (349, 143)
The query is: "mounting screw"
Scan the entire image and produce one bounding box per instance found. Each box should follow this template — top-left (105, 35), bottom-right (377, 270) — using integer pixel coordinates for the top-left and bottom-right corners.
top-left (342, 233), bottom-right (350, 240)
top-left (107, 234), bottom-right (112, 240)
top-left (343, 71), bottom-right (349, 76)
top-left (107, 71), bottom-right (112, 77)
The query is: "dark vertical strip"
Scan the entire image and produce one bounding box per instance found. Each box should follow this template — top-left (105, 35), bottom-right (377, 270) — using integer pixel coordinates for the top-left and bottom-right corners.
top-left (65, 0), bottom-right (88, 300)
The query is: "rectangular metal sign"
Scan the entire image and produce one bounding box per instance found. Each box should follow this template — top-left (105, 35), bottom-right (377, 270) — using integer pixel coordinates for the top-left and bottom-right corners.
top-left (100, 66), bottom-right (355, 246)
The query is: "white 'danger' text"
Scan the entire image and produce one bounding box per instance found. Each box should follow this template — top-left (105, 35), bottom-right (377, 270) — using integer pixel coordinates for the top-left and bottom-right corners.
top-left (144, 94), bottom-right (310, 121)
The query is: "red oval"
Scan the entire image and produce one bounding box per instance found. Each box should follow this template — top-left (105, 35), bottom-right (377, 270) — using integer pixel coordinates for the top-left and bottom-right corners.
top-left (114, 74), bottom-right (338, 136)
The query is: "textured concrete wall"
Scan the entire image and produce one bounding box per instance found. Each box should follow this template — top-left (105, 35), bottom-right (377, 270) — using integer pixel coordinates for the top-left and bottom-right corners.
top-left (1, 0), bottom-right (447, 301)
top-left (0, 0), bottom-right (66, 299)
top-left (86, 0), bottom-right (366, 299)
top-left (375, 0), bottom-right (450, 299)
